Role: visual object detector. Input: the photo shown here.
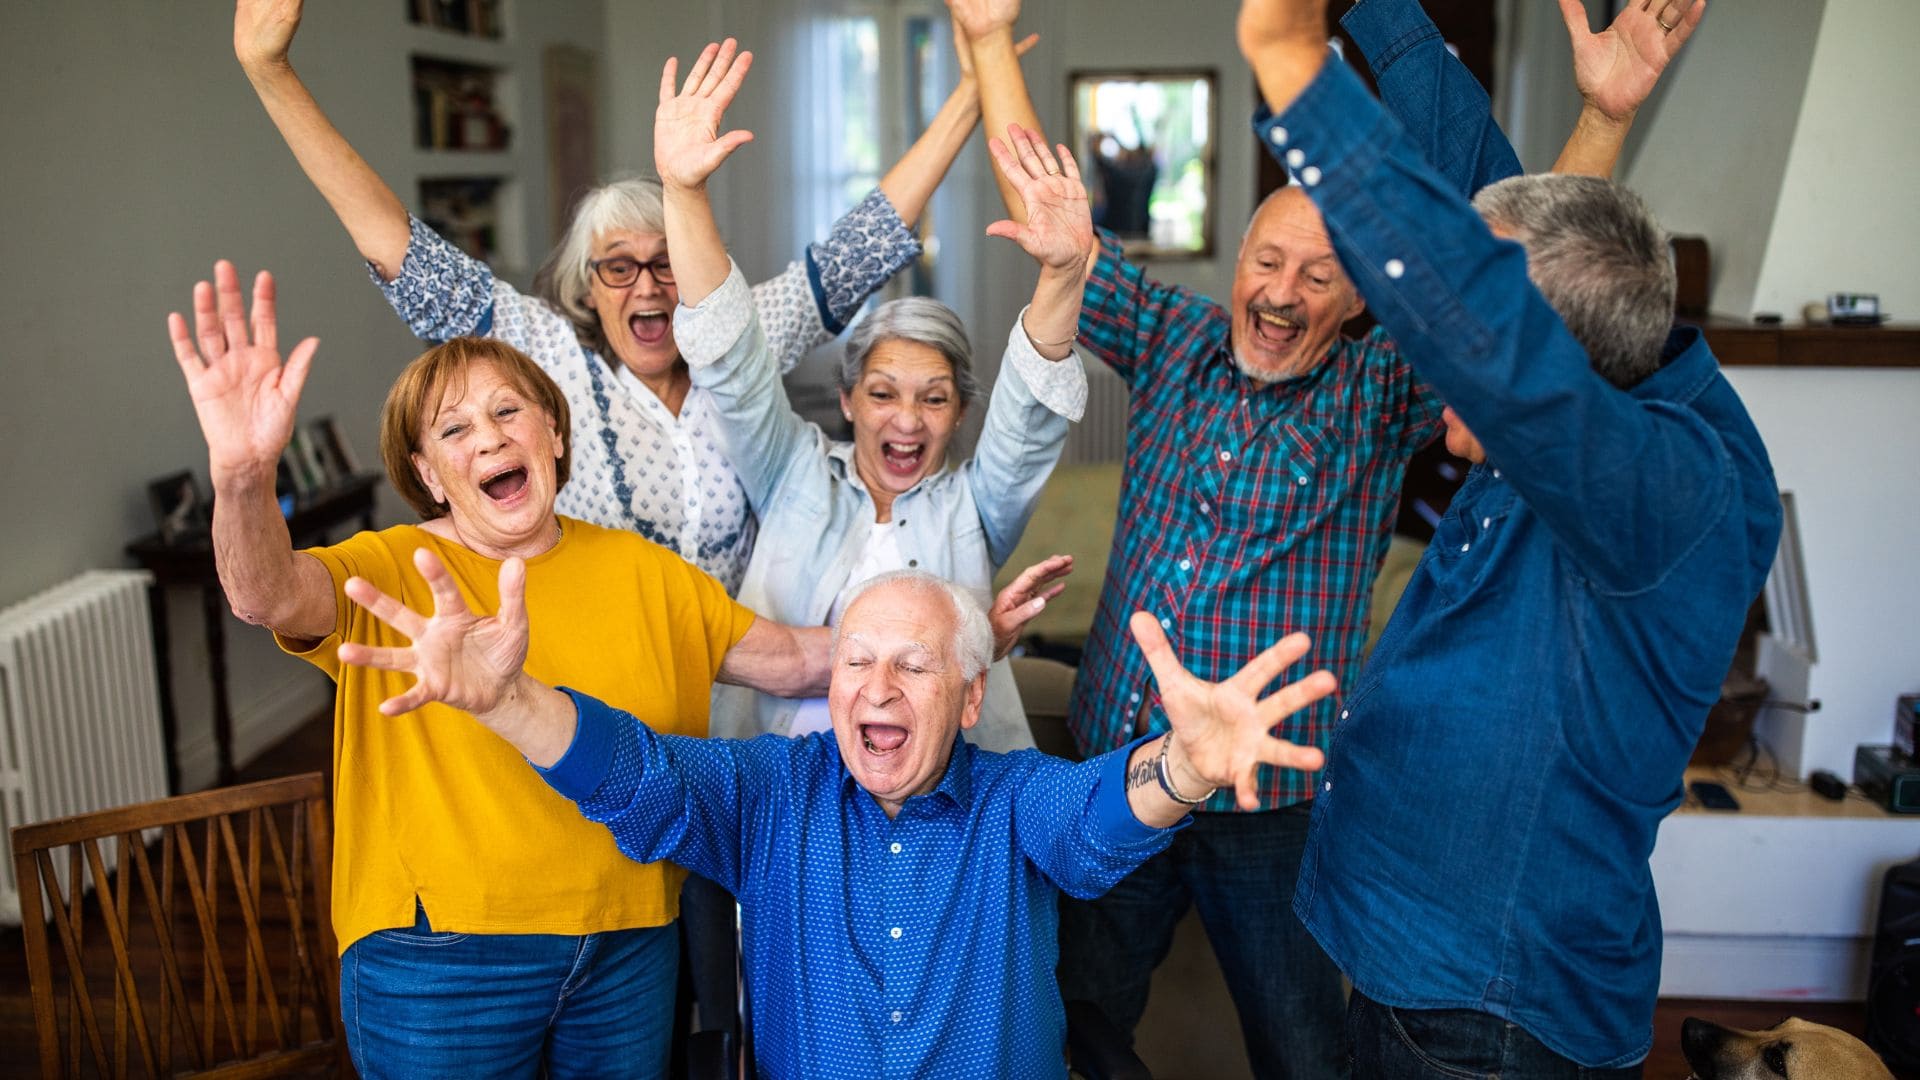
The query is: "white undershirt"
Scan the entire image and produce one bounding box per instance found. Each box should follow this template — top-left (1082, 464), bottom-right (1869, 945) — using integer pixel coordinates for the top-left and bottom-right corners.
top-left (788, 519), bottom-right (906, 736)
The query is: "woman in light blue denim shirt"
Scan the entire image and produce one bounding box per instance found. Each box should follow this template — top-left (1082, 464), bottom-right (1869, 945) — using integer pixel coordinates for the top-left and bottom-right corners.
top-left (662, 89), bottom-right (1098, 751)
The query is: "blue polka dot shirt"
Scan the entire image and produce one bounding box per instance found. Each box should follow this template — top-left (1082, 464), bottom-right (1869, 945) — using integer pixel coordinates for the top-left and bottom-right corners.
top-left (539, 688), bottom-right (1179, 1078)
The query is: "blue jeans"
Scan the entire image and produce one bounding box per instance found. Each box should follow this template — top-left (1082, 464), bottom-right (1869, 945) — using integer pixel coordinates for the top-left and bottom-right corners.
top-left (339, 902), bottom-right (677, 1079)
top-left (1347, 989), bottom-right (1643, 1080)
top-left (1057, 803), bottom-right (1345, 1080)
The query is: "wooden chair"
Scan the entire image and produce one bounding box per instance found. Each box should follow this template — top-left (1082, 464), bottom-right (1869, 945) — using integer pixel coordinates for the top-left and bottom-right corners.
top-left (11, 772), bottom-right (344, 1078)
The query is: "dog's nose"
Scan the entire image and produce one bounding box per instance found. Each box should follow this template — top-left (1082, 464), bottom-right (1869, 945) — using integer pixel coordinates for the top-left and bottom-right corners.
top-left (1681, 1017), bottom-right (1732, 1076)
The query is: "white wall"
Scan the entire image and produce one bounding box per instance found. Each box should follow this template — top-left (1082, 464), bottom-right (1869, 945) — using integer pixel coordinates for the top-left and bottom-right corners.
top-left (1750, 0), bottom-right (1920, 319)
top-left (0, 1), bottom-right (602, 790)
top-left (1617, 0), bottom-right (1826, 317)
top-left (1725, 365), bottom-right (1920, 780)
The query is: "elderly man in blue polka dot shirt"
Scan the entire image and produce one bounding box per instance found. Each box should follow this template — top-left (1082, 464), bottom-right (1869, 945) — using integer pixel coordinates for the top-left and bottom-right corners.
top-left (338, 548), bottom-right (1336, 1077)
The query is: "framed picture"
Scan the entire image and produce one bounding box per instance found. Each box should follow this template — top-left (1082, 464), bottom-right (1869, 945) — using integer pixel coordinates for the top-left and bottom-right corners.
top-left (147, 471), bottom-right (210, 545)
top-left (284, 427), bottom-right (326, 499)
top-left (311, 415), bottom-right (361, 488)
top-left (1070, 68), bottom-right (1218, 260)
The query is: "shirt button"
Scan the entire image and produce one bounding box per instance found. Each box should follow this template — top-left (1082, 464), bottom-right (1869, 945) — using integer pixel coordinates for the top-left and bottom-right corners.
top-left (908, 558), bottom-right (917, 567)
top-left (1178, 559), bottom-right (1191, 571)
top-left (890, 842), bottom-right (902, 854)
top-left (1129, 692), bottom-right (1141, 705)
top-left (1324, 780), bottom-right (1333, 792)
top-left (891, 1011), bottom-right (903, 1023)
top-left (1286, 148), bottom-right (1305, 168)
top-left (1200, 501), bottom-right (1212, 515)
top-left (1269, 125), bottom-right (1288, 146)
top-left (890, 927), bottom-right (902, 940)
top-left (1160, 617), bottom-right (1172, 629)
top-left (1492, 468), bottom-right (1501, 479)
top-left (1340, 709), bottom-right (1349, 720)
top-left (1385, 259), bottom-right (1405, 279)
top-left (1296, 475), bottom-right (1308, 485)
top-left (1301, 165), bottom-right (1323, 186)
top-left (1482, 517), bottom-right (1491, 529)
top-left (1460, 542), bottom-right (1471, 552)
top-left (1218, 449), bottom-right (1232, 462)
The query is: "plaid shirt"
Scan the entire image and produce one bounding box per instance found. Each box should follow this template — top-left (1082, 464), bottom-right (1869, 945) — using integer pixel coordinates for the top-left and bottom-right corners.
top-left (1066, 228), bottom-right (1444, 810)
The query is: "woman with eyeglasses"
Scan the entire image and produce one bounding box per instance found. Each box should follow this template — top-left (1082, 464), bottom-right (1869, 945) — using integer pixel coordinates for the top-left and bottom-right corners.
top-left (234, 0), bottom-right (1029, 594)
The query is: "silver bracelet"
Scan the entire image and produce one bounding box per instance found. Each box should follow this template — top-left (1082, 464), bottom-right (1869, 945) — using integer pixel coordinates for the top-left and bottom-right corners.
top-left (1155, 732), bottom-right (1216, 806)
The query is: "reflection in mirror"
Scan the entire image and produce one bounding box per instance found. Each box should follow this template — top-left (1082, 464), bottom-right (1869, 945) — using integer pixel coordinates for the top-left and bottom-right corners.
top-left (1071, 69), bottom-right (1217, 260)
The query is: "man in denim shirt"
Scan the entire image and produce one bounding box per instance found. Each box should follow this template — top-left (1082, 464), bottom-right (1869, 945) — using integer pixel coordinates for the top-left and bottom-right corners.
top-left (1237, 0), bottom-right (1781, 1074)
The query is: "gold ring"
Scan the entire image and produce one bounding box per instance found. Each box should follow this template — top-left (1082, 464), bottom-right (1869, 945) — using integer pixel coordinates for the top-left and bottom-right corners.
top-left (1657, 15), bottom-right (1676, 30)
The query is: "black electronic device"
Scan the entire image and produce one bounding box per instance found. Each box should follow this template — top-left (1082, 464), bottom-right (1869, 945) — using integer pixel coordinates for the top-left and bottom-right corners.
top-left (1868, 857), bottom-right (1920, 1068)
top-left (1854, 745), bottom-right (1920, 814)
top-left (1808, 769), bottom-right (1848, 801)
top-left (1689, 780), bottom-right (1741, 811)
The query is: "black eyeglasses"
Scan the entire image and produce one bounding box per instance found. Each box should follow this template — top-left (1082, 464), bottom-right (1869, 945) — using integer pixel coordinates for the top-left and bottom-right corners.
top-left (588, 254), bottom-right (674, 288)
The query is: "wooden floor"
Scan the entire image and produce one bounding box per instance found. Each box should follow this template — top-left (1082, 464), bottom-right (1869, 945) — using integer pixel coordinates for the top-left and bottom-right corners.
top-left (3, 713), bottom-right (1908, 1077)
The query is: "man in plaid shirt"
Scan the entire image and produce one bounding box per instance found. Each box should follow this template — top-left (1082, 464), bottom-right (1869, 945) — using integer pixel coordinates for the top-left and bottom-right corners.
top-left (954, 0), bottom-right (1677, 1072)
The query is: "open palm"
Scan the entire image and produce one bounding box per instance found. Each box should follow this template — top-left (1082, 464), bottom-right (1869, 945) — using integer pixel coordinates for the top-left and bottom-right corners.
top-left (984, 125), bottom-right (1093, 272)
top-left (339, 548), bottom-right (531, 718)
top-left (1561, 0), bottom-right (1704, 122)
top-left (1132, 613), bottom-right (1335, 810)
top-left (654, 39), bottom-right (755, 191)
top-left (167, 261), bottom-right (316, 476)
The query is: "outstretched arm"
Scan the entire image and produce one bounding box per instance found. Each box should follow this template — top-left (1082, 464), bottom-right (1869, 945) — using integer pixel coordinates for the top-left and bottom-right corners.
top-left (875, 30), bottom-right (1037, 226)
top-left (950, 0), bottom-right (1045, 222)
top-left (1124, 617), bottom-right (1335, 825)
top-left (235, 0), bottom-right (411, 278)
top-left (655, 40), bottom-right (756, 307)
top-left (1551, 0), bottom-right (1705, 176)
top-left (168, 262), bottom-right (336, 640)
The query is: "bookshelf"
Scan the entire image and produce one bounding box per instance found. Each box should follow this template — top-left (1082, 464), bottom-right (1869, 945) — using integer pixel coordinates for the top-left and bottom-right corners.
top-left (403, 2), bottom-right (523, 273)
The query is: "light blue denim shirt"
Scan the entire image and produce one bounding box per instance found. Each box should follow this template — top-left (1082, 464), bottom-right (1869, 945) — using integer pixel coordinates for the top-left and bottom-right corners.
top-left (678, 265), bottom-right (1087, 751)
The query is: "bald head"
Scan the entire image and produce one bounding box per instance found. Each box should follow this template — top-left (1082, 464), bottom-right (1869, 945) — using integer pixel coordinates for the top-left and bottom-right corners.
top-left (1229, 186), bottom-right (1364, 382)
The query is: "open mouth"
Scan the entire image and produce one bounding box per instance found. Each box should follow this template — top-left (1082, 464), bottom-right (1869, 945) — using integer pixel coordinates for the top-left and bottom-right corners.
top-left (480, 466), bottom-right (529, 503)
top-left (880, 441), bottom-right (925, 478)
top-left (1250, 307), bottom-right (1303, 351)
top-left (860, 723), bottom-right (909, 755)
top-left (627, 310), bottom-right (670, 347)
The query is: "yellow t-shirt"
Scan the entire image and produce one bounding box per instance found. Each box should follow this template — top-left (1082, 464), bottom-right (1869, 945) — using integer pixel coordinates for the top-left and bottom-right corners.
top-left (278, 517), bottom-right (755, 953)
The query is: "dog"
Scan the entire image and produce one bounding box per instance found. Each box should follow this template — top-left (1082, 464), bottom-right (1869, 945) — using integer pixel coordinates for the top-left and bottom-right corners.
top-left (1682, 1016), bottom-right (1895, 1079)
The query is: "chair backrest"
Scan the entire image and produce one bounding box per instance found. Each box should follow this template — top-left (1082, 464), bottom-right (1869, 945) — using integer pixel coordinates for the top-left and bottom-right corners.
top-left (10, 772), bottom-right (342, 1078)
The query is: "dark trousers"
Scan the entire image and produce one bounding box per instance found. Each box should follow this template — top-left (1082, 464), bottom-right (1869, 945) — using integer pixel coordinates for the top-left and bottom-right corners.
top-left (1057, 802), bottom-right (1346, 1080)
top-left (1347, 989), bottom-right (1643, 1080)
top-left (678, 872), bottom-right (740, 1038)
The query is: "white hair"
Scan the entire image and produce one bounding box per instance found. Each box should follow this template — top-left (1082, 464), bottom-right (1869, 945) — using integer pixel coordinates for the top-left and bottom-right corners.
top-left (834, 570), bottom-right (993, 681)
top-left (531, 176), bottom-right (666, 355)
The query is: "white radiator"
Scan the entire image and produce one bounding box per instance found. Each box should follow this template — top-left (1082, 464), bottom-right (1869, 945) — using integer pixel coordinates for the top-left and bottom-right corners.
top-left (0, 570), bottom-right (168, 925)
top-left (1062, 362), bottom-right (1132, 465)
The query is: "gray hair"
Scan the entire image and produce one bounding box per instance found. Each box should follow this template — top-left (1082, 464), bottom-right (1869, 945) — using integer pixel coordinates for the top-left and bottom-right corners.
top-left (840, 297), bottom-right (980, 410)
top-left (1471, 174), bottom-right (1675, 388)
top-left (532, 176), bottom-right (667, 355)
top-left (834, 570), bottom-right (993, 682)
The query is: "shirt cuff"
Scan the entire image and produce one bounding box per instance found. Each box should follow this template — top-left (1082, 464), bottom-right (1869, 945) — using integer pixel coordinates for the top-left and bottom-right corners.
top-left (1341, 0), bottom-right (1441, 74)
top-left (808, 187), bottom-right (922, 330)
top-left (1092, 734), bottom-right (1183, 846)
top-left (1003, 307), bottom-right (1089, 422)
top-left (1253, 50), bottom-right (1388, 193)
top-left (370, 214), bottom-right (496, 342)
top-left (674, 262), bottom-right (754, 370)
top-left (535, 687), bottom-right (620, 800)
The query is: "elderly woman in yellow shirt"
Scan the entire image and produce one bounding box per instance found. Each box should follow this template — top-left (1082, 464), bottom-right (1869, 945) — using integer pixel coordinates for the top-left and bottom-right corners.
top-left (168, 259), bottom-right (828, 1078)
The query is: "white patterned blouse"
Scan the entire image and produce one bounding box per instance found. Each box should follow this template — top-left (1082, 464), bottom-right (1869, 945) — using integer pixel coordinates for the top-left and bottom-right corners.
top-left (371, 188), bottom-right (920, 593)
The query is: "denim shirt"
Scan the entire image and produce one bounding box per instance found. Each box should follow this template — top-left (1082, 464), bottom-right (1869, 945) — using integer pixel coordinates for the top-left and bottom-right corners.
top-left (679, 266), bottom-right (1086, 751)
top-left (1266, 44), bottom-right (1782, 1068)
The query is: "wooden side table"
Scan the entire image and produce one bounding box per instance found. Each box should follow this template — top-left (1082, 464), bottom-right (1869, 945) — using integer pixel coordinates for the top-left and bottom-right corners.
top-left (126, 474), bottom-right (380, 792)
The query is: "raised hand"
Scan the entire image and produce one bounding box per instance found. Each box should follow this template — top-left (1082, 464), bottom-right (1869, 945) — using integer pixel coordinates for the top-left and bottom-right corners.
top-left (1560, 0), bottom-right (1704, 123)
top-left (946, 0), bottom-right (1022, 42)
top-left (168, 261), bottom-right (317, 477)
top-left (989, 554), bottom-right (1073, 660)
top-left (1131, 613), bottom-right (1335, 811)
top-left (234, 0), bottom-right (302, 72)
top-left (338, 548), bottom-right (530, 719)
top-left (654, 39), bottom-right (755, 192)
top-left (984, 125), bottom-right (1093, 273)
top-left (950, 15), bottom-right (1039, 81)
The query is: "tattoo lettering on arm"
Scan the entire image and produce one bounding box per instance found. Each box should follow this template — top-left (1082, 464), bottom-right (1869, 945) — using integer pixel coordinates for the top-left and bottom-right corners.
top-left (1126, 754), bottom-right (1160, 792)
